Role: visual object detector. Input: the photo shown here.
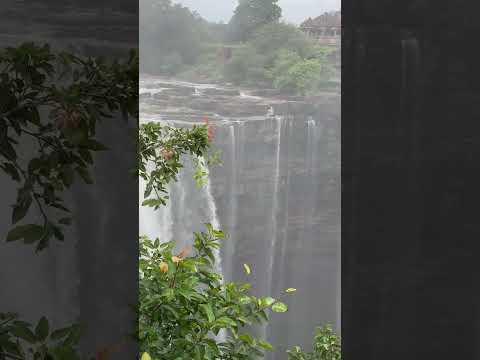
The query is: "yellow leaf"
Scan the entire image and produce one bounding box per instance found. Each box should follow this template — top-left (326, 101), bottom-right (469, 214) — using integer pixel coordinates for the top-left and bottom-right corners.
top-left (285, 288), bottom-right (297, 293)
top-left (159, 262), bottom-right (169, 273)
top-left (141, 353), bottom-right (152, 360)
top-left (243, 263), bottom-right (251, 275)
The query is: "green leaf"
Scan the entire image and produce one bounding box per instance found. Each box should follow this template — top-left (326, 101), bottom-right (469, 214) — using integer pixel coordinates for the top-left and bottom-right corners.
top-left (35, 316), bottom-right (49, 341)
top-left (243, 263), bottom-right (251, 275)
top-left (142, 198), bottom-right (163, 207)
top-left (6, 224), bottom-right (44, 243)
top-left (258, 339), bottom-right (274, 351)
top-left (63, 127), bottom-right (87, 146)
top-left (261, 297), bottom-right (276, 307)
top-left (10, 324), bottom-right (37, 343)
top-left (12, 195), bottom-right (32, 224)
top-left (214, 317), bottom-right (237, 328)
top-left (75, 166), bottom-right (93, 184)
top-left (285, 288), bottom-right (297, 293)
top-left (239, 296), bottom-right (252, 305)
top-left (239, 333), bottom-right (254, 344)
top-left (200, 304), bottom-right (215, 323)
top-left (61, 166), bottom-right (75, 187)
top-left (79, 149), bottom-right (93, 164)
top-left (50, 327), bottom-right (72, 341)
top-left (2, 163), bottom-right (20, 181)
top-left (52, 225), bottom-right (65, 241)
top-left (272, 302), bottom-right (288, 313)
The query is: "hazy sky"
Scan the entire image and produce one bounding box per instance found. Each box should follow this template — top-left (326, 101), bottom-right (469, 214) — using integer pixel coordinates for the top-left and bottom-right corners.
top-left (174, 0), bottom-right (340, 24)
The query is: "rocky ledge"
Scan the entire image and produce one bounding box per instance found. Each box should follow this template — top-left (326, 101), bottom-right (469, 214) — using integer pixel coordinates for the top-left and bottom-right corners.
top-left (140, 80), bottom-right (340, 121)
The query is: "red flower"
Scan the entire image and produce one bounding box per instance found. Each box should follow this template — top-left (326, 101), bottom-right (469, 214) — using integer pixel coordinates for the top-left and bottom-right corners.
top-left (203, 117), bottom-right (215, 142)
top-left (161, 148), bottom-right (174, 161)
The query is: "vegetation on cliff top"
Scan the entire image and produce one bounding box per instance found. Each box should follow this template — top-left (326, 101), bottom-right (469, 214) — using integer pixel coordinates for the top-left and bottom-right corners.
top-left (140, 0), bottom-right (338, 95)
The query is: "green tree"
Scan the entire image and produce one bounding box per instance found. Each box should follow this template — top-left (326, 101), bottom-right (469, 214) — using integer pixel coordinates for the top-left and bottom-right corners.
top-left (251, 23), bottom-right (314, 62)
top-left (140, 0), bottom-right (212, 75)
top-left (223, 46), bottom-right (269, 86)
top-left (223, 22), bottom-right (334, 93)
top-left (227, 0), bottom-right (282, 42)
top-left (270, 50), bottom-right (323, 95)
top-left (268, 46), bottom-right (335, 95)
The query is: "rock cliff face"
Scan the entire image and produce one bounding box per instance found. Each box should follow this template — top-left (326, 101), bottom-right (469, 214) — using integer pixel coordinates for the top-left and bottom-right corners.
top-left (140, 75), bottom-right (340, 359)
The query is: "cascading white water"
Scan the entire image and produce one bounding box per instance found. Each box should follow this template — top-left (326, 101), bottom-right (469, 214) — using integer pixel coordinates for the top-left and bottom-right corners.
top-left (262, 116), bottom-right (283, 340)
top-left (268, 116), bottom-right (283, 283)
top-left (223, 123), bottom-right (238, 282)
top-left (307, 118), bottom-right (316, 178)
top-left (278, 118), bottom-right (293, 286)
top-left (239, 91), bottom-right (262, 100)
top-left (197, 156), bottom-right (223, 274)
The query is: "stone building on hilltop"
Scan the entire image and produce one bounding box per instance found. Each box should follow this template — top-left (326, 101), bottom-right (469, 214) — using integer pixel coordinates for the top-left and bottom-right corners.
top-left (300, 11), bottom-right (341, 46)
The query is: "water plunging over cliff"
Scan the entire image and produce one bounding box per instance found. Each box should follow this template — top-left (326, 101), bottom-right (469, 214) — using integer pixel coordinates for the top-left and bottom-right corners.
top-left (139, 75), bottom-right (340, 359)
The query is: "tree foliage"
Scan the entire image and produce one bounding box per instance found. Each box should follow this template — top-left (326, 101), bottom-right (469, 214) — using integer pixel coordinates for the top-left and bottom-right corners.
top-left (227, 0), bottom-right (282, 42)
top-left (224, 23), bottom-right (335, 94)
top-left (138, 122), bottom-right (212, 208)
top-left (287, 326), bottom-right (341, 360)
top-left (139, 227), bottom-right (291, 359)
top-left (140, 0), bottom-right (221, 75)
top-left (0, 313), bottom-right (89, 360)
top-left (250, 23), bottom-right (314, 62)
top-left (0, 42), bottom-right (138, 251)
top-left (269, 50), bottom-right (329, 95)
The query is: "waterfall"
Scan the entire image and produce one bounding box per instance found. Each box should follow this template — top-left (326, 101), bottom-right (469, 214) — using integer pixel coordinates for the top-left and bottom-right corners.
top-left (224, 123), bottom-right (238, 282)
top-left (307, 118), bottom-right (319, 230)
top-left (197, 156), bottom-right (223, 275)
top-left (278, 118), bottom-right (292, 289)
top-left (140, 75), bottom-right (341, 357)
top-left (262, 116), bottom-right (283, 341)
top-left (268, 116), bottom-right (283, 284)
top-left (196, 156), bottom-right (228, 343)
top-left (307, 118), bottom-right (315, 168)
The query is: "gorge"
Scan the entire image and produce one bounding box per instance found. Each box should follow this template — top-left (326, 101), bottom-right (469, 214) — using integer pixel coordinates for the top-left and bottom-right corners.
top-left (139, 74), bottom-right (340, 358)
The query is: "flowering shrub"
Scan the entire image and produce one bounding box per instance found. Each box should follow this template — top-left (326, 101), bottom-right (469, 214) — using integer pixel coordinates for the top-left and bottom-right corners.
top-left (138, 122), bottom-right (294, 359)
top-left (139, 226), bottom-right (291, 359)
top-left (138, 122), bottom-right (215, 208)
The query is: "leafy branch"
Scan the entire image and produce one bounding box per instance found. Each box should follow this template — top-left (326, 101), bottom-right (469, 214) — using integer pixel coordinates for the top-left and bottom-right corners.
top-left (0, 313), bottom-right (90, 360)
top-left (138, 122), bottom-right (215, 209)
top-left (0, 42), bottom-right (138, 251)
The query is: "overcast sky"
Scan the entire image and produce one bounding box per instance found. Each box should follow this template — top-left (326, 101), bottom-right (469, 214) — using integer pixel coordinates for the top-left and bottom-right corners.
top-left (174, 0), bottom-right (340, 24)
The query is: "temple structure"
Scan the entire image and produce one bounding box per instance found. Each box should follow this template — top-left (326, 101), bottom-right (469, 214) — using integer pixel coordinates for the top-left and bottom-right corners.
top-left (300, 11), bottom-right (341, 46)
